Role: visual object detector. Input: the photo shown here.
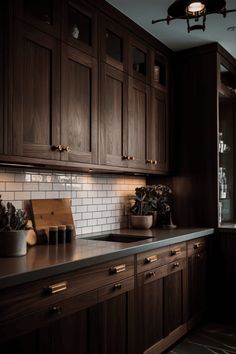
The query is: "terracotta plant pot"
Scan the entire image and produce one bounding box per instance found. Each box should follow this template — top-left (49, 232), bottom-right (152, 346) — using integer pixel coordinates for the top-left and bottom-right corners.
top-left (0, 230), bottom-right (28, 257)
top-left (130, 215), bottom-right (153, 229)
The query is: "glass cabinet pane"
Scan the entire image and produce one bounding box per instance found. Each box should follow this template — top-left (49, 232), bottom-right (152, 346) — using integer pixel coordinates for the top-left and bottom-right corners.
top-left (68, 5), bottom-right (91, 46)
top-left (154, 56), bottom-right (166, 86)
top-left (23, 0), bottom-right (53, 25)
top-left (106, 30), bottom-right (123, 62)
top-left (133, 47), bottom-right (146, 76)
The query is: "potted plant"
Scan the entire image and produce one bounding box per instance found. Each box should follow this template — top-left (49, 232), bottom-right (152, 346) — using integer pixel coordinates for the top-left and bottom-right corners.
top-left (128, 187), bottom-right (153, 229)
top-left (0, 196), bottom-right (29, 256)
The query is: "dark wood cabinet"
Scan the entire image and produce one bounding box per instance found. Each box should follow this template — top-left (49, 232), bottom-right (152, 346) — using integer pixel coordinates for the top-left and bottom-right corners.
top-left (62, 0), bottom-right (97, 57)
top-left (10, 21), bottom-right (61, 160)
top-left (187, 237), bottom-right (207, 330)
top-left (129, 38), bottom-right (150, 84)
top-left (61, 44), bottom-right (98, 164)
top-left (147, 88), bottom-right (169, 172)
top-left (136, 246), bottom-right (187, 354)
top-left (0, 2), bottom-right (4, 155)
top-left (100, 64), bottom-right (128, 167)
top-left (14, 0), bottom-right (61, 38)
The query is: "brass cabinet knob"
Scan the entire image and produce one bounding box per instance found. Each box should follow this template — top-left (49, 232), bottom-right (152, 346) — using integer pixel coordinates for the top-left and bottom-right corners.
top-left (114, 283), bottom-right (122, 290)
top-left (148, 271), bottom-right (156, 277)
top-left (152, 160), bottom-right (158, 165)
top-left (122, 155), bottom-right (128, 160)
top-left (51, 305), bottom-right (62, 315)
top-left (146, 159), bottom-right (153, 164)
top-left (62, 145), bottom-right (72, 152)
top-left (193, 242), bottom-right (201, 249)
top-left (51, 145), bottom-right (63, 152)
top-left (173, 262), bottom-right (180, 268)
top-left (127, 156), bottom-right (135, 160)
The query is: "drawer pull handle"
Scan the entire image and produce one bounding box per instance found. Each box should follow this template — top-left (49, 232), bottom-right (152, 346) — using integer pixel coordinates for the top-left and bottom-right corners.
top-left (47, 281), bottom-right (67, 294)
top-left (114, 283), bottom-right (122, 290)
top-left (171, 248), bottom-right (181, 256)
top-left (51, 305), bottom-right (62, 315)
top-left (173, 262), bottom-right (180, 268)
top-left (148, 271), bottom-right (156, 277)
top-left (109, 264), bottom-right (126, 274)
top-left (194, 242), bottom-right (201, 249)
top-left (145, 255), bottom-right (158, 263)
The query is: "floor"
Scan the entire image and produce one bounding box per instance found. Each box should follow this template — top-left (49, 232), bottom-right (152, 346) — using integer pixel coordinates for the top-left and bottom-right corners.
top-left (166, 323), bottom-right (236, 354)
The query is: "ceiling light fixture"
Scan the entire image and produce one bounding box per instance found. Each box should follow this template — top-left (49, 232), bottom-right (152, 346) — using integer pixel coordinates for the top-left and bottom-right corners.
top-left (152, 0), bottom-right (236, 33)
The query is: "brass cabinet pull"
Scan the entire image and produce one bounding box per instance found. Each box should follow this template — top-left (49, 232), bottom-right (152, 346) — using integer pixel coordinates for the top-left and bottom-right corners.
top-left (194, 242), bottom-right (201, 249)
top-left (51, 305), bottom-right (62, 315)
top-left (51, 145), bottom-right (63, 152)
top-left (46, 281), bottom-right (67, 294)
top-left (145, 255), bottom-right (158, 263)
top-left (122, 155), bottom-right (128, 160)
top-left (152, 160), bottom-right (158, 165)
top-left (148, 271), bottom-right (156, 277)
top-left (109, 264), bottom-right (126, 274)
top-left (171, 248), bottom-right (181, 256)
top-left (146, 159), bottom-right (153, 164)
top-left (127, 156), bottom-right (135, 160)
top-left (114, 283), bottom-right (122, 290)
top-left (173, 262), bottom-right (180, 268)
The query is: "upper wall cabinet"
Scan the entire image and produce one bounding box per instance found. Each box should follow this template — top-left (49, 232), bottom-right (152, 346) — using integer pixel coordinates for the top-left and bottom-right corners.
top-left (61, 44), bottom-right (98, 164)
top-left (14, 0), bottom-right (61, 38)
top-left (0, 3), bottom-right (4, 155)
top-left (151, 50), bottom-right (168, 92)
top-left (100, 16), bottom-right (128, 72)
top-left (10, 21), bottom-right (61, 160)
top-left (62, 0), bottom-right (97, 57)
top-left (129, 38), bottom-right (150, 84)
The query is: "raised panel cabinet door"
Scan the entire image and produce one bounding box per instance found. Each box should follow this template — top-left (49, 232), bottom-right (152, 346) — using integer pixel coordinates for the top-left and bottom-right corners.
top-left (164, 260), bottom-right (187, 337)
top-left (127, 77), bottom-right (150, 170)
top-left (188, 250), bottom-right (207, 328)
top-left (136, 273), bottom-right (163, 354)
top-left (11, 21), bottom-right (61, 160)
top-left (100, 64), bottom-right (128, 167)
top-left (146, 88), bottom-right (169, 173)
top-left (61, 44), bottom-right (98, 164)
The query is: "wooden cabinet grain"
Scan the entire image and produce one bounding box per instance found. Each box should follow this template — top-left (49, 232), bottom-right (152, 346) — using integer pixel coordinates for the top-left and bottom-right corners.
top-left (0, 2), bottom-right (4, 155)
top-left (10, 21), bottom-right (61, 160)
top-left (61, 44), bottom-right (98, 164)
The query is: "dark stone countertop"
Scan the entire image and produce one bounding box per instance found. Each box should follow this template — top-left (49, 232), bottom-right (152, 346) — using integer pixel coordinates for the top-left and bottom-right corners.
top-left (0, 227), bottom-right (214, 290)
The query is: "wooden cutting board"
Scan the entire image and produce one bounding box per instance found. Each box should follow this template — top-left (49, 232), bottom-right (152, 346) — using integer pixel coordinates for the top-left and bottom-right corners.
top-left (29, 198), bottom-right (75, 237)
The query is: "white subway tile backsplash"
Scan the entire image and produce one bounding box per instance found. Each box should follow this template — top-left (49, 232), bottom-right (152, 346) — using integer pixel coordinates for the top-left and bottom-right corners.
top-left (0, 168), bottom-right (145, 236)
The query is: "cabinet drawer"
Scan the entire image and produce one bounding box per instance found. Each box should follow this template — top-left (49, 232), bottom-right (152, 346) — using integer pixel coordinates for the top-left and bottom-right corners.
top-left (98, 276), bottom-right (134, 303)
top-left (0, 289), bottom-right (97, 342)
top-left (137, 243), bottom-right (186, 274)
top-left (0, 256), bottom-right (134, 325)
top-left (187, 237), bottom-right (207, 256)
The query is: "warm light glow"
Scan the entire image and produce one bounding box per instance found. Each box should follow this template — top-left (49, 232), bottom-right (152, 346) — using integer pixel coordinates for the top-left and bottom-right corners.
top-left (187, 2), bottom-right (205, 15)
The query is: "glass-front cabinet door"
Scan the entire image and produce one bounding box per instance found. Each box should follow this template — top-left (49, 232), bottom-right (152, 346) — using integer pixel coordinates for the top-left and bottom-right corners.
top-left (218, 63), bottom-right (236, 226)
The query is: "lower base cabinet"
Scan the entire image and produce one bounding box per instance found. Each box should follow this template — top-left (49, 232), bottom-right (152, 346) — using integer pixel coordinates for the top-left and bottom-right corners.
top-left (0, 238), bottom-right (209, 354)
top-left (136, 259), bottom-right (187, 354)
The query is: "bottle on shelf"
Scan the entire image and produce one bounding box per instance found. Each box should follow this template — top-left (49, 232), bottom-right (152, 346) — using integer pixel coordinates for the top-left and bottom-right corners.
top-left (219, 167), bottom-right (227, 199)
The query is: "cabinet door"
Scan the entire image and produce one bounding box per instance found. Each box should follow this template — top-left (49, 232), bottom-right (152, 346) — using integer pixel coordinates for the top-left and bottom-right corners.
top-left (128, 77), bottom-right (149, 169)
top-left (61, 44), bottom-right (98, 164)
top-left (188, 250), bottom-right (207, 329)
top-left (163, 260), bottom-right (187, 336)
top-left (0, 3), bottom-right (4, 155)
top-left (100, 64), bottom-right (128, 167)
top-left (97, 278), bottom-right (135, 354)
top-left (136, 271), bottom-right (163, 353)
top-left (11, 21), bottom-right (61, 160)
top-left (14, 0), bottom-right (61, 38)
top-left (146, 88), bottom-right (169, 172)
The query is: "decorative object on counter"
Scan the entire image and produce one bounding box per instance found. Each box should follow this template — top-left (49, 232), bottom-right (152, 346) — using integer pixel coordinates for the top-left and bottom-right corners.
top-left (0, 196), bottom-right (30, 256)
top-left (129, 185), bottom-right (176, 229)
top-left (26, 220), bottom-right (37, 246)
top-left (49, 226), bottom-right (58, 245)
top-left (58, 225), bottom-right (66, 244)
top-left (129, 187), bottom-right (153, 229)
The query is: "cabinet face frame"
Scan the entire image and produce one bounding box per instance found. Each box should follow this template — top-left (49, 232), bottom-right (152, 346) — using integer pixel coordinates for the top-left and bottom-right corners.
top-left (62, 0), bottom-right (98, 58)
top-left (11, 21), bottom-right (61, 160)
top-left (61, 44), bottom-right (98, 164)
top-left (100, 16), bottom-right (129, 72)
top-left (13, 0), bottom-right (61, 38)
